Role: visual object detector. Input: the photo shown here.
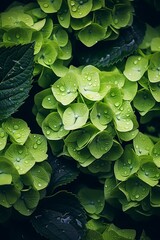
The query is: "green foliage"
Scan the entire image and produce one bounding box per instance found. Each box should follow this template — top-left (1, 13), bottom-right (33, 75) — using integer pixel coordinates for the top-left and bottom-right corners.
top-left (1, 1), bottom-right (160, 240)
top-left (31, 191), bottom-right (87, 240)
top-left (0, 43), bottom-right (34, 120)
top-left (0, 117), bottom-right (51, 217)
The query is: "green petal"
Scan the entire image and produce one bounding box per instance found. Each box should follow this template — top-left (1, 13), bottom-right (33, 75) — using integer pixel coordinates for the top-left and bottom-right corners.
top-left (37, 40), bottom-right (58, 66)
top-left (114, 145), bottom-right (140, 181)
top-left (37, 0), bottom-right (62, 13)
top-left (14, 188), bottom-right (40, 216)
top-left (133, 89), bottom-right (155, 114)
top-left (0, 128), bottom-right (8, 151)
top-left (53, 26), bottom-right (68, 47)
top-left (57, 0), bottom-right (70, 28)
top-left (52, 71), bottom-right (78, 105)
top-left (5, 144), bottom-right (35, 175)
top-left (25, 134), bottom-right (48, 162)
top-left (78, 187), bottom-right (105, 215)
top-left (133, 132), bottom-right (154, 156)
top-left (148, 52), bottom-right (160, 83)
top-left (3, 28), bottom-right (32, 44)
top-left (124, 55), bottom-right (148, 81)
top-left (62, 103), bottom-right (89, 130)
top-left (151, 37), bottom-right (160, 52)
top-left (90, 102), bottom-right (112, 131)
top-left (126, 177), bottom-right (150, 202)
top-left (88, 131), bottom-right (113, 159)
top-left (2, 117), bottom-right (30, 145)
top-left (0, 185), bottom-right (20, 208)
top-left (138, 162), bottom-right (160, 187)
top-left (42, 94), bottom-right (57, 110)
top-left (112, 4), bottom-right (133, 29)
top-left (152, 141), bottom-right (160, 167)
top-left (27, 162), bottom-right (51, 190)
top-left (42, 112), bottom-right (69, 140)
top-left (78, 23), bottom-right (106, 47)
top-left (68, 0), bottom-right (93, 18)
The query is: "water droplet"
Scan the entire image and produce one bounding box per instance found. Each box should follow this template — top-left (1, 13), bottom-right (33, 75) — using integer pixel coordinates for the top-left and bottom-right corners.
top-left (43, 3), bottom-right (49, 8)
top-left (134, 60), bottom-right (138, 64)
top-left (114, 102), bottom-right (120, 107)
top-left (13, 125), bottom-right (19, 130)
top-left (72, 6), bottom-right (77, 11)
top-left (16, 157), bottom-right (21, 162)
top-left (33, 143), bottom-right (38, 149)
top-left (70, 0), bottom-right (75, 6)
top-left (79, 0), bottom-right (83, 4)
top-left (38, 183), bottom-right (42, 187)
top-left (37, 140), bottom-right (41, 145)
top-left (15, 133), bottom-right (21, 139)
top-left (25, 160), bottom-right (28, 164)
top-left (138, 57), bottom-right (141, 61)
top-left (135, 194), bottom-right (139, 199)
top-left (60, 86), bottom-right (65, 92)
top-left (46, 130), bottom-right (51, 135)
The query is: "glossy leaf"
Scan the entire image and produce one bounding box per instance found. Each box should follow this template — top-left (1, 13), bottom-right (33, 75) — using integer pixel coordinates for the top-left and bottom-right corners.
top-left (31, 191), bottom-right (86, 240)
top-left (48, 154), bottom-right (79, 191)
top-left (0, 43), bottom-right (34, 120)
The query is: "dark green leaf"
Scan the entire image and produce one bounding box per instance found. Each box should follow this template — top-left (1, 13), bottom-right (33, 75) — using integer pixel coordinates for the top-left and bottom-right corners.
top-left (0, 43), bottom-right (34, 120)
top-left (31, 191), bottom-right (86, 240)
top-left (48, 153), bottom-right (79, 192)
